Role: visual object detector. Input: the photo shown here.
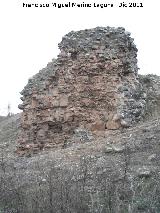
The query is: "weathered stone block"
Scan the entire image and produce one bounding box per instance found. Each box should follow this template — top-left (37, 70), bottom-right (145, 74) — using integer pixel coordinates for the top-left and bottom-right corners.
top-left (51, 99), bottom-right (59, 107)
top-left (91, 121), bottom-right (106, 131)
top-left (59, 96), bottom-right (68, 107)
top-left (106, 120), bottom-right (121, 130)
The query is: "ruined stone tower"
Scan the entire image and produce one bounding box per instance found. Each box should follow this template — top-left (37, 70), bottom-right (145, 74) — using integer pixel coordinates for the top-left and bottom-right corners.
top-left (18, 27), bottom-right (146, 152)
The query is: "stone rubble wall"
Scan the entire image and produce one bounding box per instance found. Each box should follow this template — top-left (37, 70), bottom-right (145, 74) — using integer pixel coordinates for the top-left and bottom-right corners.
top-left (17, 27), bottom-right (146, 152)
top-left (139, 74), bottom-right (160, 120)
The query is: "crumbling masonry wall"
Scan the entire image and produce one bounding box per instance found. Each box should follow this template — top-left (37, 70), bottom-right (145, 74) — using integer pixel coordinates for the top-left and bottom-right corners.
top-left (18, 27), bottom-right (146, 151)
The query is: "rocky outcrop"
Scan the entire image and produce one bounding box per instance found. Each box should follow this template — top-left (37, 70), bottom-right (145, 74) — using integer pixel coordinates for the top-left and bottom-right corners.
top-left (17, 27), bottom-right (146, 152)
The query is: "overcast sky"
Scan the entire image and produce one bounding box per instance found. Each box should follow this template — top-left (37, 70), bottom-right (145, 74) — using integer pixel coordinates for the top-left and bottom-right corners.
top-left (0, 0), bottom-right (159, 115)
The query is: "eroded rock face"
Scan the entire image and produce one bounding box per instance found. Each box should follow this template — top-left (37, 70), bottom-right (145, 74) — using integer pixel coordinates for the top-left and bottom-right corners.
top-left (17, 27), bottom-right (146, 151)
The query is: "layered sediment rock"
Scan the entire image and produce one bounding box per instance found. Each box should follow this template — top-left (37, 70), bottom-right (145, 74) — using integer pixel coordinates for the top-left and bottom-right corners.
top-left (17, 27), bottom-right (146, 152)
